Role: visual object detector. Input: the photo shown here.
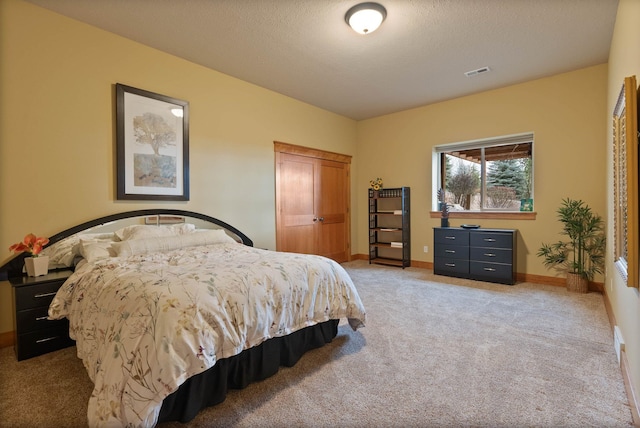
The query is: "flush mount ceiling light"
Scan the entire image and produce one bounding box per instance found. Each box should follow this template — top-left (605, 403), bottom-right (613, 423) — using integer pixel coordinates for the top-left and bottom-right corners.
top-left (345, 2), bottom-right (387, 35)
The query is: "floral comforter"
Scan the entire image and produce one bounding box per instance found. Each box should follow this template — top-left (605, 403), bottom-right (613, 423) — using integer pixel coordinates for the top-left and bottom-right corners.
top-left (49, 242), bottom-right (366, 427)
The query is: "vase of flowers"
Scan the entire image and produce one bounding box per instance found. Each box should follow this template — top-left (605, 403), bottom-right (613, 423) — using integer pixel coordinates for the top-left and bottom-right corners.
top-left (9, 233), bottom-right (50, 277)
top-left (369, 177), bottom-right (383, 191)
top-left (438, 188), bottom-right (450, 227)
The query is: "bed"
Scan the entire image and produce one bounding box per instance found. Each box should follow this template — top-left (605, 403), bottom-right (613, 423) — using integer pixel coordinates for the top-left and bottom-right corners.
top-left (2, 210), bottom-right (366, 427)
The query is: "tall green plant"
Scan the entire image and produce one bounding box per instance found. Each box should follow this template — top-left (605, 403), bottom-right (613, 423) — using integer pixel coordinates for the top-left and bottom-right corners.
top-left (537, 198), bottom-right (605, 280)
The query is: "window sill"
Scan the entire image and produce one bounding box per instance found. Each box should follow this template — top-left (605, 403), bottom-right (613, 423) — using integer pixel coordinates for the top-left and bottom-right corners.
top-left (429, 211), bottom-right (536, 220)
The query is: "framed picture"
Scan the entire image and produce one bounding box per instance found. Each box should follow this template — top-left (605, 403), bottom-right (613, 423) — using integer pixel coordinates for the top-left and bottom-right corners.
top-left (613, 75), bottom-right (639, 288)
top-left (144, 215), bottom-right (185, 225)
top-left (519, 198), bottom-right (533, 212)
top-left (116, 83), bottom-right (189, 200)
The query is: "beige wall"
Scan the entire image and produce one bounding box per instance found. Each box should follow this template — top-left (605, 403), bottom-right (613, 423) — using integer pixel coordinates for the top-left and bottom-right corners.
top-left (0, 0), bottom-right (357, 333)
top-left (355, 64), bottom-right (608, 279)
top-left (606, 0), bottom-right (640, 410)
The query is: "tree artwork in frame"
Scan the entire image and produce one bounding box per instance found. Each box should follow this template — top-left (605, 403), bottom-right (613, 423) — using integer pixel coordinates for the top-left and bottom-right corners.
top-left (116, 83), bottom-right (189, 200)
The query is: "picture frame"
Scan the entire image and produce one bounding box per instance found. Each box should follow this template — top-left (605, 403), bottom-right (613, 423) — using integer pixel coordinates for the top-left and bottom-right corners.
top-left (144, 215), bottom-right (185, 225)
top-left (613, 75), bottom-right (639, 288)
top-left (116, 83), bottom-right (189, 200)
top-left (519, 198), bottom-right (533, 212)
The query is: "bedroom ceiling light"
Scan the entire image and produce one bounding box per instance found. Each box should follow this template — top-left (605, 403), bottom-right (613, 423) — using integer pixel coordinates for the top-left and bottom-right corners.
top-left (345, 2), bottom-right (387, 34)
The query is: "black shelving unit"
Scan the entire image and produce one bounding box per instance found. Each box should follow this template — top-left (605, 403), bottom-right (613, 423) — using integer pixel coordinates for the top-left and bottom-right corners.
top-left (368, 187), bottom-right (410, 268)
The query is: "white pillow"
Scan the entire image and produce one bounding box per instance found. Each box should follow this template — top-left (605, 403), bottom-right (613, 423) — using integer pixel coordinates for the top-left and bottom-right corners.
top-left (110, 229), bottom-right (236, 257)
top-left (79, 239), bottom-right (116, 263)
top-left (114, 223), bottom-right (196, 241)
top-left (42, 232), bottom-right (117, 267)
top-left (41, 238), bottom-right (77, 267)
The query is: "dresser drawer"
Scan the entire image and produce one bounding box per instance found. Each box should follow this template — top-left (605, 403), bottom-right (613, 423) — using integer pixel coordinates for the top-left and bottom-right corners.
top-left (434, 258), bottom-right (469, 276)
top-left (16, 326), bottom-right (75, 361)
top-left (469, 247), bottom-right (512, 264)
top-left (434, 228), bottom-right (469, 245)
top-left (14, 281), bottom-right (63, 311)
top-left (16, 306), bottom-right (68, 334)
top-left (470, 261), bottom-right (515, 284)
top-left (434, 244), bottom-right (468, 260)
top-left (470, 232), bottom-right (513, 249)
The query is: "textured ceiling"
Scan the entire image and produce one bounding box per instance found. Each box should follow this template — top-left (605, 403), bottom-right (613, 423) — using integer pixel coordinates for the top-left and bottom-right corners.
top-left (26, 0), bottom-right (618, 120)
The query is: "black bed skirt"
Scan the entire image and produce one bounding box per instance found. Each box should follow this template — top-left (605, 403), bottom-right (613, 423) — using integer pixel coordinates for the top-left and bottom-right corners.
top-left (158, 319), bottom-right (340, 423)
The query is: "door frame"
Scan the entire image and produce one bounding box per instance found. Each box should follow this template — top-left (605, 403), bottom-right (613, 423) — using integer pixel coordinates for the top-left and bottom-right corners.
top-left (274, 141), bottom-right (351, 260)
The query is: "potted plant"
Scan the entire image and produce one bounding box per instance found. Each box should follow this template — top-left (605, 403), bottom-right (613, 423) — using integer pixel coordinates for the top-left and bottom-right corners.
top-left (9, 233), bottom-right (50, 277)
top-left (537, 198), bottom-right (605, 292)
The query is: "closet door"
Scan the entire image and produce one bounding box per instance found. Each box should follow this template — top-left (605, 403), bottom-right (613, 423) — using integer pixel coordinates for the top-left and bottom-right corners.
top-left (317, 159), bottom-right (348, 261)
top-left (275, 142), bottom-right (351, 263)
top-left (277, 152), bottom-right (318, 255)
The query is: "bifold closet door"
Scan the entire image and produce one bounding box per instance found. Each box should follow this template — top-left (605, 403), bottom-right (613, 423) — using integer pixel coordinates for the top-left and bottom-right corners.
top-left (316, 158), bottom-right (348, 262)
top-left (275, 144), bottom-right (350, 263)
top-left (277, 152), bottom-right (317, 255)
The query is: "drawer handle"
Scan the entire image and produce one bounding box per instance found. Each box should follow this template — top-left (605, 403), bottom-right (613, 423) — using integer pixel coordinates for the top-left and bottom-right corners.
top-left (484, 253), bottom-right (496, 257)
top-left (483, 267), bottom-right (496, 272)
top-left (445, 250), bottom-right (456, 253)
top-left (445, 263), bottom-right (456, 267)
top-left (34, 292), bottom-right (57, 299)
top-left (445, 236), bottom-right (456, 240)
top-left (35, 316), bottom-right (49, 321)
top-left (36, 336), bottom-right (59, 344)
top-left (483, 238), bottom-right (496, 242)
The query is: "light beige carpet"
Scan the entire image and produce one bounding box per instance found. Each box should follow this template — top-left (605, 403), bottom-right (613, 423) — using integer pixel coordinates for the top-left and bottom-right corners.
top-left (0, 261), bottom-right (633, 427)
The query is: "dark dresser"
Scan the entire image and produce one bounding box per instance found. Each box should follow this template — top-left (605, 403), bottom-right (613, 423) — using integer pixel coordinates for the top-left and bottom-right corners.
top-left (10, 270), bottom-right (74, 360)
top-left (434, 227), bottom-right (517, 285)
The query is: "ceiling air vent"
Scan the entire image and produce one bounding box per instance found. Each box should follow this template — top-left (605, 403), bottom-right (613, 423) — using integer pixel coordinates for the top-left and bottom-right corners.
top-left (464, 66), bottom-right (491, 77)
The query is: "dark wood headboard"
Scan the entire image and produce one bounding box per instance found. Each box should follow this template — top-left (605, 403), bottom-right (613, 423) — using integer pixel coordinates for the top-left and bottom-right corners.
top-left (0, 209), bottom-right (253, 280)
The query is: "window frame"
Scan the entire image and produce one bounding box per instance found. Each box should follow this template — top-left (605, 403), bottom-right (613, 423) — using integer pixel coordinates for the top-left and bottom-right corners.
top-left (613, 76), bottom-right (639, 288)
top-left (432, 132), bottom-right (535, 218)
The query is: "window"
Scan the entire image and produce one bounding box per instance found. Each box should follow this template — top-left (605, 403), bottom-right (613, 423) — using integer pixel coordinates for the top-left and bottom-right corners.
top-left (613, 76), bottom-right (639, 288)
top-left (434, 133), bottom-right (533, 212)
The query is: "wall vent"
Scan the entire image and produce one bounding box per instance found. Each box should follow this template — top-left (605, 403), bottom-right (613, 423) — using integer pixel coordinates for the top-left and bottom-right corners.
top-left (464, 66), bottom-right (491, 77)
top-left (614, 325), bottom-right (625, 365)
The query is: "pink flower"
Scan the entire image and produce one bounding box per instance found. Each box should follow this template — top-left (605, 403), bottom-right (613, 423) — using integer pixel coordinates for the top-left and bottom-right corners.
top-left (9, 233), bottom-right (49, 257)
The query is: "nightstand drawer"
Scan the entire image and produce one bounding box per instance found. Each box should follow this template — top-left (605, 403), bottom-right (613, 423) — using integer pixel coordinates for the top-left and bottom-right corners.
top-left (11, 270), bottom-right (73, 360)
top-left (16, 326), bottom-right (75, 361)
top-left (14, 281), bottom-right (63, 311)
top-left (16, 306), bottom-right (68, 334)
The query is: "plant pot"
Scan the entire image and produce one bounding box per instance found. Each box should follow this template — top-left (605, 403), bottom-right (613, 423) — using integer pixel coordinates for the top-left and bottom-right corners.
top-left (566, 272), bottom-right (588, 293)
top-left (24, 256), bottom-right (49, 277)
top-left (441, 218), bottom-right (449, 227)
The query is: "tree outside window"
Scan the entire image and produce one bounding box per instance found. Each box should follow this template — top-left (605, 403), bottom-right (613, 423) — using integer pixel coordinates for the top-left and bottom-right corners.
top-left (436, 135), bottom-right (533, 212)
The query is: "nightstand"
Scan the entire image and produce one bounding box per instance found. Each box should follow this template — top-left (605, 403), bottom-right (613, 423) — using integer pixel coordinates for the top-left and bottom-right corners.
top-left (10, 270), bottom-right (75, 361)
